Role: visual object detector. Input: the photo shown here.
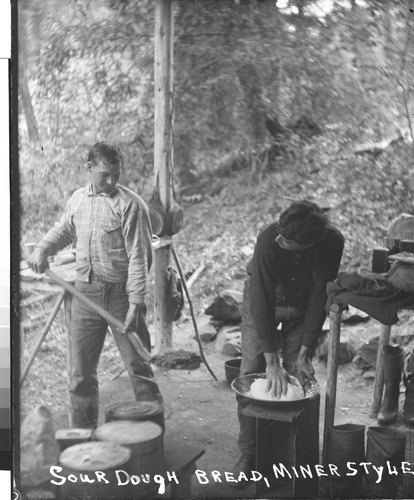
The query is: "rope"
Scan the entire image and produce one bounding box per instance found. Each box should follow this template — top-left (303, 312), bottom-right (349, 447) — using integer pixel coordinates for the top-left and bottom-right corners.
top-left (171, 246), bottom-right (218, 381)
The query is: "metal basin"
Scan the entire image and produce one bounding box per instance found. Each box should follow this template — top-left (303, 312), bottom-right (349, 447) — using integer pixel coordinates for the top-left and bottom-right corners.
top-left (231, 372), bottom-right (320, 408)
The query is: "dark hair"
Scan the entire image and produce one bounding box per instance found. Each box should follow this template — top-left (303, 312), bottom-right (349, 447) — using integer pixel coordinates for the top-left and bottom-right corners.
top-left (279, 200), bottom-right (329, 245)
top-left (88, 142), bottom-right (123, 168)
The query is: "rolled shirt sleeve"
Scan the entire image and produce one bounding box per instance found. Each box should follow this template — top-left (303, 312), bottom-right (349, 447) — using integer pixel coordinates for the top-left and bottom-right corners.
top-left (122, 198), bottom-right (153, 304)
top-left (37, 195), bottom-right (77, 255)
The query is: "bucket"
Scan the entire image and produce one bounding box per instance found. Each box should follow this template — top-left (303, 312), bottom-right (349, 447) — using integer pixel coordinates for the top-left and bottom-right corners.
top-left (365, 426), bottom-right (406, 498)
top-left (326, 423), bottom-right (365, 498)
top-left (94, 420), bottom-right (163, 498)
top-left (105, 399), bottom-right (165, 432)
top-left (57, 441), bottom-right (131, 498)
top-left (224, 358), bottom-right (241, 384)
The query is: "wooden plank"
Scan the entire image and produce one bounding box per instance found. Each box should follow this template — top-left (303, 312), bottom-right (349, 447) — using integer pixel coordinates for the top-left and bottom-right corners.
top-left (20, 292), bottom-right (56, 308)
top-left (243, 403), bottom-right (302, 422)
top-left (153, 0), bottom-right (174, 352)
top-left (162, 436), bottom-right (205, 473)
top-left (160, 437), bottom-right (205, 498)
top-left (387, 253), bottom-right (414, 264)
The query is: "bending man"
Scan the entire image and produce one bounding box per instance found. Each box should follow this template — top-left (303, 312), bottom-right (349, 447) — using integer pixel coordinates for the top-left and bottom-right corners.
top-left (233, 200), bottom-right (344, 481)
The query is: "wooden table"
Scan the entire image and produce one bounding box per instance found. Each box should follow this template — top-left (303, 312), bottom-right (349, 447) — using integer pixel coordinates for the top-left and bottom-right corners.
top-left (322, 303), bottom-right (414, 465)
top-left (20, 260), bottom-right (76, 387)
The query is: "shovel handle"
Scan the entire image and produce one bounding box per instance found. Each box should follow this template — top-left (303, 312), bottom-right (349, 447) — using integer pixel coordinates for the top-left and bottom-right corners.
top-left (44, 269), bottom-right (152, 362)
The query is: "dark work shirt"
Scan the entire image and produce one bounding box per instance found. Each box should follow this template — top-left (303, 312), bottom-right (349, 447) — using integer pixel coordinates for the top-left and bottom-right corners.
top-left (247, 223), bottom-right (344, 352)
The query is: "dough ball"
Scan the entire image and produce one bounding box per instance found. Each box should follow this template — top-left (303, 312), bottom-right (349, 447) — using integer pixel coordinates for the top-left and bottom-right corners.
top-left (249, 377), bottom-right (304, 401)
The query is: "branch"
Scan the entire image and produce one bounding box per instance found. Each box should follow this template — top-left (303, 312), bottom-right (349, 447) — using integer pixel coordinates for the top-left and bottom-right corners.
top-left (399, 1), bottom-right (413, 77)
top-left (354, 133), bottom-right (404, 156)
top-left (395, 74), bottom-right (414, 146)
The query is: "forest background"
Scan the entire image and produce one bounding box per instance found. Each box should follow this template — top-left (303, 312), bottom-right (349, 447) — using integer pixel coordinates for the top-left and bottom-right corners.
top-left (17, 0), bottom-right (414, 316)
top-left (14, 4), bottom-right (414, 495)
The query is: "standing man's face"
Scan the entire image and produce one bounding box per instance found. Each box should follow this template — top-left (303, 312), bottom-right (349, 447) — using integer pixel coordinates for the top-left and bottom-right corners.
top-left (88, 160), bottom-right (122, 194)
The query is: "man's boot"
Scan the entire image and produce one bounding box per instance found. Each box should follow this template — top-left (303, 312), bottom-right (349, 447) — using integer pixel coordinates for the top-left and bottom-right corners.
top-left (364, 426), bottom-right (406, 498)
top-left (377, 345), bottom-right (403, 425)
top-left (325, 423), bottom-right (365, 497)
top-left (403, 350), bottom-right (414, 425)
top-left (230, 453), bottom-right (255, 489)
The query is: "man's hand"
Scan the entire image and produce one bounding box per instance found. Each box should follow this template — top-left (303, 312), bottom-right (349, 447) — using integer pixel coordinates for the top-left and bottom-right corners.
top-left (27, 247), bottom-right (49, 274)
top-left (264, 351), bottom-right (298, 399)
top-left (296, 345), bottom-right (316, 386)
top-left (122, 302), bottom-right (146, 334)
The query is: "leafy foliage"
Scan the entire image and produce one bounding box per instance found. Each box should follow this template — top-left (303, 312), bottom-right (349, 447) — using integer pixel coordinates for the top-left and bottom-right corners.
top-left (18, 0), bottom-right (414, 276)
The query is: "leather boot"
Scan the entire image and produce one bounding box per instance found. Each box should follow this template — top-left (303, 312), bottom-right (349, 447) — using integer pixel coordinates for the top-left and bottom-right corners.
top-left (377, 345), bottom-right (403, 425)
top-left (229, 454), bottom-right (255, 489)
top-left (364, 426), bottom-right (406, 498)
top-left (403, 350), bottom-right (414, 425)
top-left (325, 423), bottom-right (365, 498)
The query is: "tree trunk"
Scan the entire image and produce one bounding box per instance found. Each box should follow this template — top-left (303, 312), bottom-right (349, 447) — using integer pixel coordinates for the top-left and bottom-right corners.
top-left (18, 2), bottom-right (42, 144)
top-left (19, 75), bottom-right (40, 144)
top-left (237, 62), bottom-right (267, 178)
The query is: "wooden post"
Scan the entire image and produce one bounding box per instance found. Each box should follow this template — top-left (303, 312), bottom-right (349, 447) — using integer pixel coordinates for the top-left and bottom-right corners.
top-left (370, 323), bottom-right (392, 417)
top-left (20, 290), bottom-right (66, 386)
top-left (154, 0), bottom-right (174, 352)
top-left (322, 305), bottom-right (342, 465)
top-left (64, 292), bottom-right (73, 427)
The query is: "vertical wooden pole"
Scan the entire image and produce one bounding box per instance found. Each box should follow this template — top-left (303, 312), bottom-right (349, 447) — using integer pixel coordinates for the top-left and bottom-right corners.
top-left (154, 0), bottom-right (174, 352)
top-left (64, 293), bottom-right (73, 426)
top-left (322, 306), bottom-right (341, 465)
top-left (370, 323), bottom-right (392, 417)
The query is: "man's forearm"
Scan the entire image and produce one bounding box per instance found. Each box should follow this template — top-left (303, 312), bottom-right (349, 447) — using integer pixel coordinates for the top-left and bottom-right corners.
top-left (38, 224), bottom-right (74, 257)
top-left (264, 351), bottom-right (282, 367)
top-left (35, 242), bottom-right (56, 258)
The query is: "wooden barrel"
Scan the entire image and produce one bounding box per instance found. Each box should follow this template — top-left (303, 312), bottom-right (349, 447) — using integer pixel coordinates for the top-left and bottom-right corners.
top-left (57, 441), bottom-right (131, 499)
top-left (94, 420), bottom-right (163, 498)
top-left (105, 400), bottom-right (165, 432)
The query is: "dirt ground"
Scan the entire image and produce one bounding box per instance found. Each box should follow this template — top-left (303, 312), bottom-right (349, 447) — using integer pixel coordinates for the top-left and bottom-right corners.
top-left (18, 280), bottom-right (414, 499)
top-left (40, 322), bottom-right (414, 500)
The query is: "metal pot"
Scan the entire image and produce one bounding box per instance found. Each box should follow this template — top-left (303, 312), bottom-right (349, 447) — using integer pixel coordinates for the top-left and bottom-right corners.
top-left (231, 372), bottom-right (320, 408)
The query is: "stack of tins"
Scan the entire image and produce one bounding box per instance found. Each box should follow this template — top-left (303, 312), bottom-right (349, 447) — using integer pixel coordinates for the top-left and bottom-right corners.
top-left (94, 420), bottom-right (164, 498)
top-left (58, 441), bottom-right (131, 498)
top-left (105, 400), bottom-right (165, 434)
top-left (55, 428), bottom-right (93, 451)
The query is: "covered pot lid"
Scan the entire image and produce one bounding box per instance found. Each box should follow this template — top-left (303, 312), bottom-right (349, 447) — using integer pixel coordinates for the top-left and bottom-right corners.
top-left (59, 441), bottom-right (131, 471)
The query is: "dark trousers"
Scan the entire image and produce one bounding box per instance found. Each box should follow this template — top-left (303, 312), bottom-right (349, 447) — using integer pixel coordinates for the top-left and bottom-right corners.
top-left (237, 277), bottom-right (305, 456)
top-left (69, 280), bottom-right (151, 428)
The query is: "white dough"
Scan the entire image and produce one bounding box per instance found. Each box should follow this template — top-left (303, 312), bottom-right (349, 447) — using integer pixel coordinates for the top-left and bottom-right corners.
top-left (249, 377), bottom-right (305, 401)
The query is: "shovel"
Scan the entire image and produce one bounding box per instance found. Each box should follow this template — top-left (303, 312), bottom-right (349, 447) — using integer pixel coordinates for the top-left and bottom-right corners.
top-left (44, 269), bottom-right (152, 363)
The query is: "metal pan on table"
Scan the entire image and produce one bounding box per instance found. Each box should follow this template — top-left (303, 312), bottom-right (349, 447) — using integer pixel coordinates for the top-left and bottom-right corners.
top-left (231, 372), bottom-right (320, 408)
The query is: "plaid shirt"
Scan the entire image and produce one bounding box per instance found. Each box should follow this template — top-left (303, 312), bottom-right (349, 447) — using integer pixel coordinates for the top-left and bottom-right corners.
top-left (39, 184), bottom-right (153, 304)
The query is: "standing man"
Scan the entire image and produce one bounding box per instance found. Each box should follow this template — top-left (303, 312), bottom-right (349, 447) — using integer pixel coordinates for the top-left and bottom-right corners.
top-left (232, 200), bottom-right (344, 482)
top-left (27, 142), bottom-right (153, 428)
